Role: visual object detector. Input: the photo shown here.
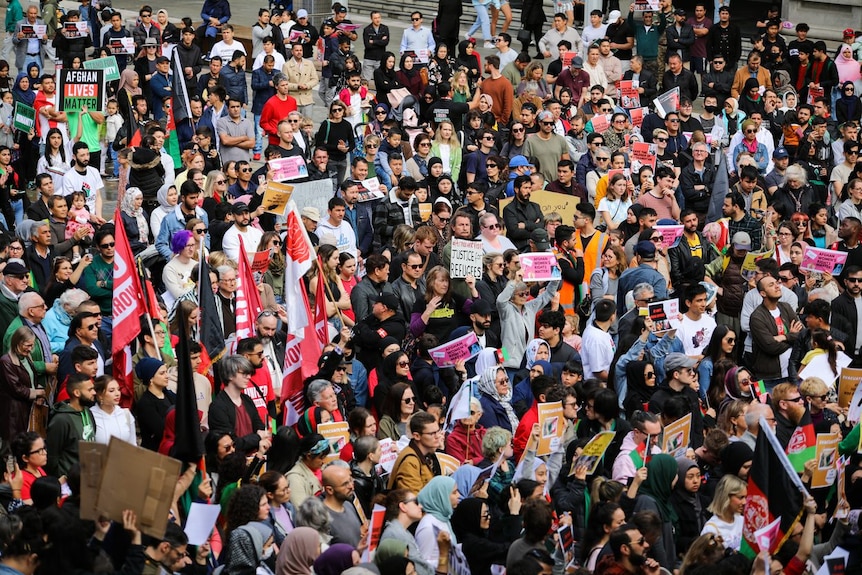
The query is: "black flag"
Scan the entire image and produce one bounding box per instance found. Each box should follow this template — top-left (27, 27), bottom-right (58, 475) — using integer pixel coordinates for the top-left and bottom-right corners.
top-left (171, 311), bottom-right (205, 464)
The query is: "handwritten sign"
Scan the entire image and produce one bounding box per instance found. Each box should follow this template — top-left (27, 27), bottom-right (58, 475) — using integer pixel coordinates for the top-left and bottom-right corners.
top-left (537, 401), bottom-right (564, 456)
top-left (261, 181), bottom-right (294, 216)
top-left (19, 24), bottom-right (46, 38)
top-left (655, 224), bottom-right (684, 249)
top-left (647, 298), bottom-right (680, 334)
top-left (619, 80), bottom-right (640, 109)
top-left (800, 247), bottom-right (847, 275)
top-left (83, 55), bottom-right (120, 82)
top-left (317, 421), bottom-right (350, 463)
top-left (13, 102), bottom-right (35, 132)
top-left (269, 156), bottom-right (308, 181)
top-left (109, 37), bottom-right (136, 55)
top-left (573, 430), bottom-right (616, 475)
top-left (58, 68), bottom-right (104, 112)
top-left (812, 432), bottom-right (840, 488)
top-left (449, 238), bottom-right (483, 279)
top-left (520, 252), bottom-right (561, 282)
top-left (661, 413), bottom-right (692, 457)
top-left (375, 438), bottom-right (399, 475)
top-left (499, 189), bottom-right (580, 228)
top-left (429, 331), bottom-right (481, 368)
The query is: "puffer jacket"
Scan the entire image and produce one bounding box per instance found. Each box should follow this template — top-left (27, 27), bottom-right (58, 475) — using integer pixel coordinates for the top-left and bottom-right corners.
top-left (129, 148), bottom-right (165, 201)
top-left (350, 459), bottom-right (385, 517)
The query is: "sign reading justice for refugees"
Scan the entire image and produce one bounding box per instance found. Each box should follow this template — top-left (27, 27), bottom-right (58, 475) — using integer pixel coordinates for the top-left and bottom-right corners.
top-left (58, 69), bottom-right (104, 112)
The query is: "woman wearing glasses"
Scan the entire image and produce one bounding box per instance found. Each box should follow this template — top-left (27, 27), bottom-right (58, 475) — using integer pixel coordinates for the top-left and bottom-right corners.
top-left (315, 101), bottom-right (356, 184)
top-left (373, 352), bottom-right (417, 417)
top-left (836, 81), bottom-right (862, 124)
top-left (405, 134), bottom-right (433, 182)
top-left (731, 119), bottom-right (769, 176)
top-left (697, 326), bottom-right (736, 402)
top-left (9, 431), bottom-right (48, 503)
top-left (501, 122), bottom-right (528, 160)
top-left (0, 327), bottom-right (41, 442)
top-left (427, 200), bottom-right (453, 260)
top-left (378, 382), bottom-right (418, 442)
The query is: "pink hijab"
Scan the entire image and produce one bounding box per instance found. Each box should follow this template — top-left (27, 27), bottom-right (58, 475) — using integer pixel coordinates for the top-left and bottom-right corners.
top-left (835, 44), bottom-right (862, 83)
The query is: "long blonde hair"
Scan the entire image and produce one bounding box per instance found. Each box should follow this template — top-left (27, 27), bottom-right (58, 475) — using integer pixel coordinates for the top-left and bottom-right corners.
top-left (433, 120), bottom-right (459, 146)
top-left (452, 70), bottom-right (471, 98)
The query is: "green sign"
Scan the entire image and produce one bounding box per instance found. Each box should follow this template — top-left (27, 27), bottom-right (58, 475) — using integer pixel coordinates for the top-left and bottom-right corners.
top-left (83, 55), bottom-right (120, 82)
top-left (12, 102), bottom-right (35, 132)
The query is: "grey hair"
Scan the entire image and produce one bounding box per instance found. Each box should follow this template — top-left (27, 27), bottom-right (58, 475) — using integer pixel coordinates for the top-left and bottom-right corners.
top-left (29, 220), bottom-right (49, 239)
top-left (631, 55), bottom-right (643, 65)
top-left (307, 379), bottom-right (333, 404)
top-left (353, 435), bottom-right (379, 462)
top-left (273, 72), bottom-right (287, 85)
top-left (323, 459), bottom-right (350, 470)
top-left (59, 288), bottom-right (89, 312)
top-left (632, 283), bottom-right (655, 301)
top-left (595, 146), bottom-right (611, 158)
top-left (295, 495), bottom-right (332, 533)
top-left (509, 281), bottom-right (528, 298)
top-left (478, 212), bottom-right (498, 229)
top-left (218, 354), bottom-right (254, 382)
top-left (216, 265), bottom-right (235, 280)
top-left (783, 164), bottom-right (808, 187)
top-left (18, 292), bottom-right (44, 316)
top-left (807, 287), bottom-right (835, 303)
top-left (524, 81), bottom-right (539, 93)
top-left (744, 403), bottom-right (771, 428)
top-left (482, 426), bottom-right (513, 460)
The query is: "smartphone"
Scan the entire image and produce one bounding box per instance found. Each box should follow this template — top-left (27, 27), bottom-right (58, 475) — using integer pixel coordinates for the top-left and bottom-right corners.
top-left (258, 175), bottom-right (266, 186)
top-left (5, 455), bottom-right (14, 475)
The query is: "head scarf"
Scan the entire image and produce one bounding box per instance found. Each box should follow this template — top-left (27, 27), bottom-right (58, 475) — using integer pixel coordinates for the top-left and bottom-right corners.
top-left (118, 69), bottom-right (142, 96)
top-left (374, 540), bottom-right (408, 566)
top-left (451, 464), bottom-right (482, 501)
top-left (625, 360), bottom-right (655, 410)
top-left (673, 457), bottom-right (702, 520)
top-left (637, 453), bottom-right (679, 528)
top-left (313, 543), bottom-right (356, 575)
top-left (121, 187), bottom-right (149, 244)
top-left (417, 476), bottom-right (457, 541)
top-left (479, 93), bottom-right (494, 111)
top-left (839, 81), bottom-right (860, 120)
top-left (298, 406), bottom-right (328, 437)
top-left (724, 366), bottom-right (751, 400)
top-left (532, 359), bottom-right (552, 378)
top-left (399, 52), bottom-right (418, 78)
top-left (835, 45), bottom-right (862, 84)
top-left (379, 51), bottom-right (397, 78)
top-left (224, 521), bottom-right (273, 574)
top-left (524, 339), bottom-right (551, 369)
top-left (742, 78), bottom-right (761, 101)
top-left (275, 527), bottom-right (321, 575)
top-left (724, 97), bottom-right (739, 117)
top-left (12, 73), bottom-right (34, 107)
top-left (156, 184), bottom-right (177, 214)
top-left (721, 442), bottom-right (754, 479)
top-left (451, 497), bottom-right (486, 542)
top-left (477, 366), bottom-right (519, 431)
top-left (474, 348), bottom-right (501, 375)
top-left (456, 40), bottom-right (476, 68)
top-left (26, 62), bottom-right (40, 79)
top-left (379, 557), bottom-right (412, 575)
top-left (619, 203), bottom-right (643, 242)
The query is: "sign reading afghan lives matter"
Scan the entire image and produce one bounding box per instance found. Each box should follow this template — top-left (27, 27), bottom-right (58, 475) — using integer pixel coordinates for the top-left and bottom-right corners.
top-left (449, 238), bottom-right (483, 279)
top-left (58, 69), bottom-right (104, 112)
top-left (429, 331), bottom-right (481, 368)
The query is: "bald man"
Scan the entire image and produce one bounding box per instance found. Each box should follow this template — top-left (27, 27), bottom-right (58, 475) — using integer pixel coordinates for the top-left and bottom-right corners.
top-left (322, 463), bottom-right (366, 547)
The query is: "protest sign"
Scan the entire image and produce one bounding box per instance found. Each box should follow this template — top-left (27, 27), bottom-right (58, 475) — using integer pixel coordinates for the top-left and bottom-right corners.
top-left (653, 87), bottom-right (680, 118)
top-left (415, 49), bottom-right (430, 64)
top-left (57, 68), bottom-right (104, 112)
top-left (13, 102), bottom-right (35, 132)
top-left (261, 181), bottom-right (294, 216)
top-left (647, 298), bottom-right (681, 334)
top-left (437, 452), bottom-right (461, 475)
top-left (317, 421), bottom-right (350, 463)
top-left (590, 114), bottom-right (610, 133)
top-left (429, 331), bottom-right (481, 368)
top-left (250, 251), bottom-right (271, 274)
top-left (499, 189), bottom-right (579, 226)
top-left (798, 351), bottom-right (851, 387)
top-left (269, 156), bottom-right (309, 181)
top-left (662, 413), bottom-right (692, 457)
top-left (538, 401), bottom-right (564, 456)
top-left (838, 368), bottom-right (862, 409)
top-left (337, 23), bottom-right (360, 32)
top-left (358, 177), bottom-right (386, 202)
top-left (655, 225), bottom-right (684, 249)
top-left (800, 247), bottom-right (847, 275)
top-left (847, 376), bottom-right (862, 424)
top-left (630, 107), bottom-right (649, 127)
top-left (95, 437), bottom-right (181, 539)
top-left (63, 21), bottom-right (88, 37)
top-left (376, 438), bottom-right (399, 475)
top-left (619, 80), bottom-right (641, 108)
top-left (78, 442), bottom-right (108, 521)
top-left (811, 433), bottom-right (840, 489)
top-left (19, 24), bottom-right (46, 38)
top-left (574, 430), bottom-right (616, 475)
top-left (366, 505), bottom-right (386, 553)
top-left (184, 503), bottom-right (221, 545)
top-left (808, 86), bottom-right (824, 106)
top-left (83, 55), bottom-right (120, 82)
top-left (630, 141), bottom-right (656, 171)
top-left (561, 51), bottom-right (575, 67)
top-left (520, 252), bottom-right (561, 282)
top-left (419, 202), bottom-right (432, 222)
top-left (740, 249), bottom-right (775, 280)
top-left (108, 37), bottom-right (136, 54)
top-left (833, 457), bottom-right (850, 520)
top-left (558, 524), bottom-right (576, 559)
top-left (449, 238), bottom-right (483, 279)
top-left (632, 0), bottom-right (660, 9)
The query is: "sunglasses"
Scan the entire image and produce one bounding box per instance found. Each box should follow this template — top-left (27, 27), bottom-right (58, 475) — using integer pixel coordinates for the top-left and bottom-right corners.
top-left (216, 180), bottom-right (226, 184)
top-left (411, 17), bottom-right (421, 21)
top-left (541, 121), bottom-right (555, 126)
top-left (241, 168), bottom-right (253, 173)
top-left (271, 240), bottom-right (282, 246)
top-left (807, 394), bottom-right (828, 401)
top-left (745, 129), bottom-right (757, 134)
top-left (487, 163), bottom-right (498, 168)
top-left (194, 228), bottom-right (208, 234)
top-left (596, 157), bottom-right (610, 161)
top-left (407, 263), bottom-right (423, 269)
top-left (436, 216), bottom-right (450, 223)
top-left (100, 242), bottom-right (115, 248)
top-left (847, 277), bottom-right (862, 283)
top-left (645, 371), bottom-right (655, 378)
top-left (515, 291), bottom-right (530, 297)
top-left (725, 337), bottom-right (736, 343)
top-left (655, 137), bottom-right (668, 142)
top-left (512, 127), bottom-right (525, 133)
top-left (485, 223), bottom-right (501, 229)
top-left (397, 361), bottom-right (410, 367)
top-left (403, 396), bottom-right (415, 402)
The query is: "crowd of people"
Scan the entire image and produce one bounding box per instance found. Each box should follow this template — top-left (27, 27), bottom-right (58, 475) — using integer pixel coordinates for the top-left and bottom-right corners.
top-left (1, 0), bottom-right (862, 574)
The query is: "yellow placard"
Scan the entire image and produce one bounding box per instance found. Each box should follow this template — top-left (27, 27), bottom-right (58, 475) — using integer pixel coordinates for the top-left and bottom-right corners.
top-left (572, 430), bottom-right (616, 476)
top-left (811, 432), bottom-right (840, 489)
top-left (661, 413), bottom-right (692, 457)
top-left (838, 368), bottom-right (862, 409)
top-left (537, 401), bottom-right (565, 456)
top-left (436, 452), bottom-right (461, 476)
top-left (740, 249), bottom-right (775, 280)
top-left (261, 181), bottom-right (294, 216)
top-left (317, 421), bottom-right (350, 463)
top-left (500, 190), bottom-right (581, 229)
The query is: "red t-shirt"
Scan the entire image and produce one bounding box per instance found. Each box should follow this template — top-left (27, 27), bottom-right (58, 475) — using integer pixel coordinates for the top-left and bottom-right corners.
top-left (235, 403), bottom-right (253, 439)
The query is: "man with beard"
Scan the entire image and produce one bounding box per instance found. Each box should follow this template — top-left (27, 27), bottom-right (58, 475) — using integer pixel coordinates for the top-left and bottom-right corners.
top-left (595, 523), bottom-right (659, 575)
top-left (143, 522), bottom-right (199, 574)
top-left (46, 373), bottom-right (96, 476)
top-left (237, 336), bottom-right (276, 424)
top-left (750, 275), bottom-right (803, 387)
top-left (255, 310), bottom-right (286, 397)
top-left (669, 210), bottom-right (714, 295)
top-left (770, 382), bottom-right (807, 449)
top-left (59, 142), bottom-right (105, 225)
top-left (722, 191), bottom-right (763, 251)
top-left (322, 463), bottom-right (366, 547)
top-left (391, 251), bottom-right (426, 322)
top-left (831, 267), bottom-right (862, 362)
top-left (649, 353), bottom-right (704, 449)
top-left (705, 231), bottom-right (751, 343)
top-left (452, 298), bottom-right (500, 355)
top-left (502, 175), bottom-right (543, 252)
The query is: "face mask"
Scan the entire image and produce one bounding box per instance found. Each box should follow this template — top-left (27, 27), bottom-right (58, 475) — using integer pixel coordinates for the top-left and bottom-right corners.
top-left (262, 546), bottom-right (275, 560)
top-left (704, 105), bottom-right (717, 114)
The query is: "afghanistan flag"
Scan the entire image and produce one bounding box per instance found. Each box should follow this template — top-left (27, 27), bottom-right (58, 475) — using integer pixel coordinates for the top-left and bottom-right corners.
top-left (741, 417), bottom-right (807, 559)
top-left (786, 410), bottom-right (817, 473)
top-left (171, 310), bottom-right (205, 464)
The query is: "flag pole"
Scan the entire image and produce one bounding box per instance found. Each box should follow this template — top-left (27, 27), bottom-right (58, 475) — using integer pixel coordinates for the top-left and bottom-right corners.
top-left (316, 255), bottom-right (347, 328)
top-left (136, 257), bottom-right (162, 361)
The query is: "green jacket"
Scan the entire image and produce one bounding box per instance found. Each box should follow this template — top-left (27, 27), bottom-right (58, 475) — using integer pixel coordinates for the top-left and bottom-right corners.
top-left (0, 290), bottom-right (19, 342)
top-left (627, 10), bottom-right (668, 60)
top-left (5, 0), bottom-right (23, 34)
top-left (3, 316), bottom-right (51, 389)
top-left (46, 401), bottom-right (96, 477)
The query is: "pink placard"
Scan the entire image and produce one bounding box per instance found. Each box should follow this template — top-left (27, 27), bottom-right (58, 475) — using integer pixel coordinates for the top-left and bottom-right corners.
top-left (800, 247), bottom-right (847, 275)
top-left (268, 156), bottom-right (308, 181)
top-left (429, 331), bottom-right (481, 368)
top-left (521, 252), bottom-right (562, 282)
top-left (655, 225), bottom-right (684, 249)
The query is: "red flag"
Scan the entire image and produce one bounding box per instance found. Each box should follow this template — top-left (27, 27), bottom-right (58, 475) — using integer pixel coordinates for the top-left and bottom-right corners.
top-left (112, 207), bottom-right (147, 407)
top-left (236, 236), bottom-right (264, 343)
top-left (313, 257), bottom-right (329, 348)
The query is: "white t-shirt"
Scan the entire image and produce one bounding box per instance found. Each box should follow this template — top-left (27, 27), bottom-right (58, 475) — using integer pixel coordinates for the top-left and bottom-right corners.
top-left (222, 225), bottom-right (264, 264)
top-left (210, 39), bottom-right (247, 61)
top-left (679, 313), bottom-right (716, 356)
top-left (701, 514), bottom-right (743, 551)
top-left (253, 51), bottom-right (286, 71)
top-left (597, 197), bottom-right (632, 224)
top-left (581, 322), bottom-right (615, 378)
top-left (59, 166), bottom-right (104, 215)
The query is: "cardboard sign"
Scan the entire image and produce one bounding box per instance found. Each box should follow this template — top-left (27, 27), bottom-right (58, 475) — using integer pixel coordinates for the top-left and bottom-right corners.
top-left (520, 252), bottom-right (562, 282)
top-left (419, 202), bottom-right (432, 222)
top-left (261, 181), bottom-right (294, 216)
top-left (95, 437), bottom-right (182, 539)
top-left (449, 238), bottom-right (483, 279)
top-left (357, 177), bottom-right (386, 202)
top-left (437, 452), bottom-right (461, 475)
top-left (800, 247), bottom-right (847, 275)
top-left (63, 21), bottom-right (89, 38)
top-left (811, 432), bottom-right (840, 489)
top-left (58, 68), bottom-right (104, 112)
top-left (647, 298), bottom-right (681, 334)
top-left (838, 368), bottom-right (862, 409)
top-left (250, 251), bottom-right (271, 274)
top-left (83, 55), bottom-right (120, 83)
top-left (12, 102), bottom-right (35, 132)
top-left (619, 80), bottom-right (641, 109)
top-left (537, 401), bottom-right (564, 456)
top-left (630, 141), bottom-right (657, 171)
top-left (661, 413), bottom-right (692, 457)
top-left (653, 87), bottom-right (680, 119)
top-left (740, 249), bottom-right (775, 280)
top-left (573, 430), bottom-right (616, 475)
top-left (317, 421), bottom-right (350, 463)
top-left (429, 331), bottom-right (481, 368)
top-left (19, 24), bottom-right (46, 38)
top-left (366, 504), bottom-right (386, 553)
top-left (655, 224), bottom-right (684, 249)
top-left (269, 156), bottom-right (309, 181)
top-left (78, 442), bottom-right (108, 521)
top-left (630, 107), bottom-right (649, 127)
top-left (590, 114), bottom-right (610, 133)
top-left (499, 189), bottom-right (580, 229)
top-left (109, 37), bottom-right (136, 55)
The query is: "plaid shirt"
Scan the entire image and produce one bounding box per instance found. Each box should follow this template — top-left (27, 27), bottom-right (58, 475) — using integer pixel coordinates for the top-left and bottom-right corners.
top-left (728, 214), bottom-right (763, 251)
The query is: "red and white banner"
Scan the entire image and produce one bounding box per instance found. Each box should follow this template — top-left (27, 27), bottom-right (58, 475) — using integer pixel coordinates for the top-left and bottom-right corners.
top-left (112, 207), bottom-right (146, 407)
top-left (236, 236), bottom-right (264, 344)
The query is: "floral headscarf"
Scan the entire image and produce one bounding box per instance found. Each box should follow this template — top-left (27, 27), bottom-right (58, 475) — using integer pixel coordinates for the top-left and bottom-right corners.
top-left (477, 366), bottom-right (519, 431)
top-left (121, 187), bottom-right (149, 244)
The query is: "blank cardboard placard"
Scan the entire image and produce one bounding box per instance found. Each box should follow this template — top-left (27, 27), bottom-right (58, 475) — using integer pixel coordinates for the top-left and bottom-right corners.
top-left (95, 437), bottom-right (181, 539)
top-left (78, 441), bottom-right (108, 521)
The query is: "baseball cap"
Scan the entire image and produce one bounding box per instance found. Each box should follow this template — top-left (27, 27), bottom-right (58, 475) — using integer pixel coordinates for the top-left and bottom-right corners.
top-left (155, 56), bottom-right (169, 64)
top-left (844, 28), bottom-right (855, 37)
top-left (608, 9), bottom-right (621, 21)
top-left (301, 206), bottom-right (320, 222)
top-left (773, 146), bottom-right (789, 159)
top-left (334, 4), bottom-right (348, 13)
top-left (374, 293), bottom-right (400, 312)
top-left (570, 56), bottom-right (584, 68)
top-left (530, 229), bottom-right (551, 251)
top-left (508, 155), bottom-right (530, 168)
top-left (674, 8), bottom-right (686, 15)
top-left (732, 231), bottom-right (752, 250)
top-left (635, 240), bottom-right (656, 260)
top-left (296, 9), bottom-right (308, 18)
top-left (182, 27), bottom-right (195, 35)
top-left (665, 353), bottom-right (698, 373)
top-left (537, 110), bottom-right (554, 122)
top-left (231, 201), bottom-right (251, 215)
top-left (470, 298), bottom-right (494, 316)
